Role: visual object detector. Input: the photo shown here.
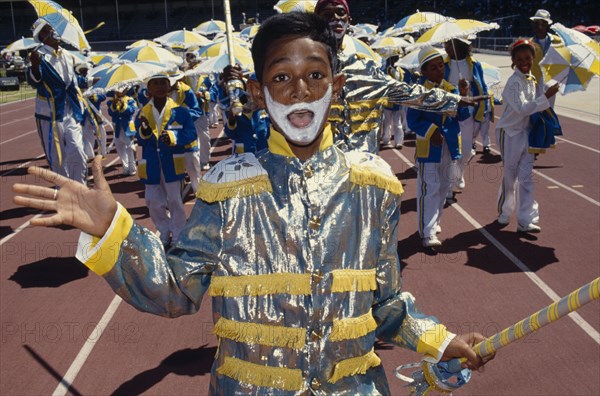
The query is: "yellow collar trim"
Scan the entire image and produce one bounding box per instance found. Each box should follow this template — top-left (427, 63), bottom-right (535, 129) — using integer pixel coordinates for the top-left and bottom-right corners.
top-left (267, 123), bottom-right (334, 158)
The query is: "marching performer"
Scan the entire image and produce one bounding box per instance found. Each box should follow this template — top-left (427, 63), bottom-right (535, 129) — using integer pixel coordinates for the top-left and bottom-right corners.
top-left (27, 18), bottom-right (88, 184)
top-left (14, 13), bottom-right (493, 395)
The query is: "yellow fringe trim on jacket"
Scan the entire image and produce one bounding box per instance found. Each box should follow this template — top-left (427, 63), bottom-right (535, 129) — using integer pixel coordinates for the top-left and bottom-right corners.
top-left (328, 348), bottom-right (381, 383)
top-left (331, 269), bottom-right (377, 293)
top-left (349, 165), bottom-right (404, 196)
top-left (329, 309), bottom-right (377, 342)
top-left (209, 273), bottom-right (312, 297)
top-left (214, 317), bottom-right (306, 350)
top-left (216, 356), bottom-right (303, 391)
top-left (350, 122), bottom-right (381, 134)
top-left (196, 175), bottom-right (273, 203)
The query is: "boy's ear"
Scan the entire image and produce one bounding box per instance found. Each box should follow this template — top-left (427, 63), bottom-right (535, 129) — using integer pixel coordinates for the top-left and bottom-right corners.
top-left (247, 79), bottom-right (266, 109)
top-left (332, 73), bottom-right (346, 99)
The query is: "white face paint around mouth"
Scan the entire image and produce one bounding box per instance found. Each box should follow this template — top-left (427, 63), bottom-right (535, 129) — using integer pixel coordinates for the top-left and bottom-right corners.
top-left (329, 20), bottom-right (349, 40)
top-left (264, 84), bottom-right (333, 146)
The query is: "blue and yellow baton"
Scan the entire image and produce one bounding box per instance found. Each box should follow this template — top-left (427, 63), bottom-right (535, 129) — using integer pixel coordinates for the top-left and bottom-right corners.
top-left (396, 277), bottom-right (600, 395)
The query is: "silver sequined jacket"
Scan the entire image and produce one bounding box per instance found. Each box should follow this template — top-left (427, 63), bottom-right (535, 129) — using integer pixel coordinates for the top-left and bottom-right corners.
top-left (76, 126), bottom-right (454, 395)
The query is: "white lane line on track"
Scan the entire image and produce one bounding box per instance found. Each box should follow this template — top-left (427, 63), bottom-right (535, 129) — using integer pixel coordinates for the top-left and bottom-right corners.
top-left (0, 153), bottom-right (46, 178)
top-left (0, 97), bottom-right (34, 108)
top-left (0, 129), bottom-right (36, 145)
top-left (0, 103), bottom-right (35, 115)
top-left (493, 115), bottom-right (600, 152)
top-left (52, 295), bottom-right (123, 396)
top-left (0, 214), bottom-right (44, 247)
top-left (392, 148), bottom-right (600, 345)
top-left (554, 136), bottom-right (600, 154)
top-left (484, 144), bottom-right (600, 207)
top-left (51, 130), bottom-right (227, 394)
top-left (0, 115), bottom-right (34, 128)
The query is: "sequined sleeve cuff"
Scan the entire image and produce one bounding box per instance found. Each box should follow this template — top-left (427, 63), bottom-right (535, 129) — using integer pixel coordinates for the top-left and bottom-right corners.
top-left (75, 203), bottom-right (134, 276)
top-left (416, 323), bottom-right (457, 363)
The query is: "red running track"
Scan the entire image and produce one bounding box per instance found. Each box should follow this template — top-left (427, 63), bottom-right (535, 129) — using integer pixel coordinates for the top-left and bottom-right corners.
top-left (1, 98), bottom-right (598, 395)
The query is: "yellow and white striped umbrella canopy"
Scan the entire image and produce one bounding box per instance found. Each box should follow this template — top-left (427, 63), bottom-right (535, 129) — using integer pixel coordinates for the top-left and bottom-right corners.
top-left (370, 36), bottom-right (412, 58)
top-left (126, 39), bottom-right (161, 49)
top-left (118, 45), bottom-right (183, 65)
top-left (154, 29), bottom-right (212, 50)
top-left (85, 61), bottom-right (175, 95)
top-left (392, 11), bottom-right (448, 34)
top-left (28, 0), bottom-right (90, 51)
top-left (341, 35), bottom-right (381, 62)
top-left (189, 53), bottom-right (254, 74)
top-left (240, 25), bottom-right (260, 41)
top-left (198, 38), bottom-right (250, 59)
top-left (1, 37), bottom-right (37, 54)
top-left (413, 18), bottom-right (499, 49)
top-left (194, 20), bottom-right (229, 36)
top-left (88, 52), bottom-right (117, 66)
top-left (552, 23), bottom-right (600, 75)
top-left (274, 0), bottom-right (317, 13)
top-left (541, 45), bottom-right (595, 95)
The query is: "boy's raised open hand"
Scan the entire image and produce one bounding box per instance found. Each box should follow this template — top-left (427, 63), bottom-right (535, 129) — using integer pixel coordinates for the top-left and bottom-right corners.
top-left (12, 155), bottom-right (118, 237)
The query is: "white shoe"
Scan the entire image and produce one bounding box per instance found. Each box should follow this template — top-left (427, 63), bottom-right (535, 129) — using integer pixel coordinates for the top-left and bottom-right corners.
top-left (435, 224), bottom-right (442, 234)
top-left (497, 214), bottom-right (510, 225)
top-left (517, 223), bottom-right (541, 233)
top-left (456, 177), bottom-right (465, 190)
top-left (201, 163), bottom-right (211, 171)
top-left (422, 235), bottom-right (442, 247)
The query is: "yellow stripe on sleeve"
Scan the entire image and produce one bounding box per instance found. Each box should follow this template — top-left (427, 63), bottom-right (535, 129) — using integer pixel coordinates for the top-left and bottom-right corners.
top-left (416, 323), bottom-right (456, 363)
top-left (75, 203), bottom-right (133, 276)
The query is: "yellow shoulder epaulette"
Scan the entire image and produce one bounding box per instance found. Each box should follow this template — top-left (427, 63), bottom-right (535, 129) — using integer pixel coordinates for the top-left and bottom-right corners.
top-left (196, 153), bottom-right (272, 203)
top-left (345, 151), bottom-right (403, 196)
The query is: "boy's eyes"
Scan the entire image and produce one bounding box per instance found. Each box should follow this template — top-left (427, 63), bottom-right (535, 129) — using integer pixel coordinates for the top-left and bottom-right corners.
top-left (271, 71), bottom-right (326, 83)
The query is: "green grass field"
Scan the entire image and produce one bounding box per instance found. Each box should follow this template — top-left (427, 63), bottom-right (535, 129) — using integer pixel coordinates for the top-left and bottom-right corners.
top-left (0, 85), bottom-right (36, 104)
top-left (0, 67), bottom-right (36, 104)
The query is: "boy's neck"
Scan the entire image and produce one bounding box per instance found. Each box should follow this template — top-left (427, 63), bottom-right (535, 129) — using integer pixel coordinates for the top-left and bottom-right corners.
top-left (153, 96), bottom-right (167, 112)
top-left (289, 134), bottom-right (323, 161)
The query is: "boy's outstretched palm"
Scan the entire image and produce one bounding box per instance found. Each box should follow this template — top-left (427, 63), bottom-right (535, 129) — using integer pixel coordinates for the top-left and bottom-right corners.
top-left (13, 155), bottom-right (118, 237)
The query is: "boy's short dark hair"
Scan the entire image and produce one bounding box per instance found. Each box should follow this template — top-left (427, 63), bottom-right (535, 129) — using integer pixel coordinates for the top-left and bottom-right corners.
top-left (251, 12), bottom-right (338, 83)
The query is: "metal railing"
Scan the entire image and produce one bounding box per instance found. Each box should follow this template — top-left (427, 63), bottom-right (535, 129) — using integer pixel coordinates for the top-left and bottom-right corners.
top-left (473, 37), bottom-right (515, 53)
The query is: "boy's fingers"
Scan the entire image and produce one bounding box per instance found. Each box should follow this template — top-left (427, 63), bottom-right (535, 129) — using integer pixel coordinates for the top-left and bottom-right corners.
top-left (12, 183), bottom-right (57, 200)
top-left (92, 155), bottom-right (110, 192)
top-left (27, 166), bottom-right (70, 187)
top-left (30, 214), bottom-right (64, 227)
top-left (13, 195), bottom-right (57, 211)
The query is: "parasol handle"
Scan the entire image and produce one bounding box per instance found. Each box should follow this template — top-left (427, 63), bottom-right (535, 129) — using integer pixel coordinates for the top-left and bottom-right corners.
top-left (223, 0), bottom-right (244, 115)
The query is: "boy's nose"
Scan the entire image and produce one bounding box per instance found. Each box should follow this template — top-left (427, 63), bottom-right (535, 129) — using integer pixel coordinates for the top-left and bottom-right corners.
top-left (291, 79), bottom-right (310, 101)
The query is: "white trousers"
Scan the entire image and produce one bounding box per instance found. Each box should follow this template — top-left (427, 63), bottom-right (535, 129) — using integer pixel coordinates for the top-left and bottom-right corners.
top-left (114, 131), bottom-right (137, 173)
top-left (209, 102), bottom-right (219, 125)
top-left (497, 129), bottom-right (539, 226)
top-left (145, 172), bottom-right (187, 244)
top-left (382, 108), bottom-right (404, 145)
top-left (81, 119), bottom-right (97, 160)
top-left (451, 116), bottom-right (476, 189)
top-left (194, 115), bottom-right (211, 164)
top-left (472, 113), bottom-right (491, 147)
top-left (184, 150), bottom-right (201, 193)
top-left (36, 115), bottom-right (87, 184)
top-left (417, 144), bottom-right (455, 238)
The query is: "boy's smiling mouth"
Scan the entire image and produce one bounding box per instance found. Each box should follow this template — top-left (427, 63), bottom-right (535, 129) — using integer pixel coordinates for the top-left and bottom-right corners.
top-left (287, 110), bottom-right (314, 128)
